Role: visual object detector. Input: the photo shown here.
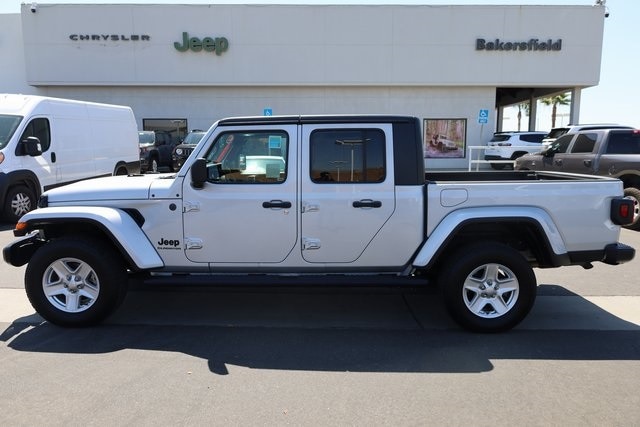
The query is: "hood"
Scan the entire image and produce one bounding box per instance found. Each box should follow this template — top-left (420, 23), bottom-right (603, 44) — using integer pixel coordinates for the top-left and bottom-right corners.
top-left (43, 174), bottom-right (171, 203)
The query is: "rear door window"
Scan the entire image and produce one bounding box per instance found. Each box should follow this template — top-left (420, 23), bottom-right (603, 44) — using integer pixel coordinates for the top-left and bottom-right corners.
top-left (520, 133), bottom-right (545, 143)
top-left (570, 133), bottom-right (597, 153)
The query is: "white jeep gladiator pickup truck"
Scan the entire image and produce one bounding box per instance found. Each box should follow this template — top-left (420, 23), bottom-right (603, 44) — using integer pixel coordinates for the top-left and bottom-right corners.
top-left (3, 115), bottom-right (636, 332)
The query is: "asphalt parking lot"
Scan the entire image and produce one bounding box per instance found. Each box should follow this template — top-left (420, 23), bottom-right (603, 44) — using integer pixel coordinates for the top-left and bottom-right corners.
top-left (1, 225), bottom-right (639, 426)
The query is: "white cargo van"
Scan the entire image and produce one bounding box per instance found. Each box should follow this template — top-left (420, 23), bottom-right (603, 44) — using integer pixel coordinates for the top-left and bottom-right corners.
top-left (0, 94), bottom-right (140, 222)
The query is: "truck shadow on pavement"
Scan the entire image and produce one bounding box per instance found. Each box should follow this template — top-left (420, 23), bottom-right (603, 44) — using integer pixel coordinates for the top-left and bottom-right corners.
top-left (2, 284), bottom-right (640, 375)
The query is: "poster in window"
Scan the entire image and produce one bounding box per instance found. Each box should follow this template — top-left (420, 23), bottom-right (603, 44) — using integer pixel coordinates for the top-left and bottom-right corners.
top-left (423, 119), bottom-right (466, 158)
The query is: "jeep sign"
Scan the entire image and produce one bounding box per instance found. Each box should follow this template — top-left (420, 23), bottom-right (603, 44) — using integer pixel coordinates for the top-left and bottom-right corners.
top-left (174, 31), bottom-right (229, 55)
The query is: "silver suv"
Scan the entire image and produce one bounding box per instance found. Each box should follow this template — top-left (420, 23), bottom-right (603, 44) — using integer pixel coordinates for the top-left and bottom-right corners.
top-left (541, 124), bottom-right (634, 146)
top-left (484, 131), bottom-right (547, 169)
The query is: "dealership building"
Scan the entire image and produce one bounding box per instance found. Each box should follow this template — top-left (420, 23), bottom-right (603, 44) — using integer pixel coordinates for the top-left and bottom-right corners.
top-left (1, 2), bottom-right (607, 169)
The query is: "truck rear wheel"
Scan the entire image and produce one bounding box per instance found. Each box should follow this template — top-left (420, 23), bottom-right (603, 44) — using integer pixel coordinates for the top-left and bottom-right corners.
top-left (25, 237), bottom-right (128, 327)
top-left (623, 187), bottom-right (640, 230)
top-left (438, 242), bottom-right (536, 332)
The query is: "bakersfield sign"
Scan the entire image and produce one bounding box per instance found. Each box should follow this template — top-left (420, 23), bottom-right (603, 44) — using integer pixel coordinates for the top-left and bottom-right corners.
top-left (476, 38), bottom-right (562, 52)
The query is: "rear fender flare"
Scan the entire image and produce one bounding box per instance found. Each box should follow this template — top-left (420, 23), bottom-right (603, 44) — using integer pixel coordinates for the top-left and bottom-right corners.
top-left (412, 206), bottom-right (566, 268)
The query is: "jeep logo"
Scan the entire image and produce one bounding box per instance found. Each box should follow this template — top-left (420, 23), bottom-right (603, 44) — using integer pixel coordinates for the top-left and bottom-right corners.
top-left (158, 238), bottom-right (180, 247)
top-left (174, 31), bottom-right (229, 56)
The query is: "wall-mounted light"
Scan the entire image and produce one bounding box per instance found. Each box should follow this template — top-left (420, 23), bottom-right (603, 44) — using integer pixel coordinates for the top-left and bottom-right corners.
top-left (30, 3), bottom-right (38, 13)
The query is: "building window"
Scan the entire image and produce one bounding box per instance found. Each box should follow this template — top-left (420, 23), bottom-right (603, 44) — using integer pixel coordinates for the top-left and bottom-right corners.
top-left (143, 118), bottom-right (187, 142)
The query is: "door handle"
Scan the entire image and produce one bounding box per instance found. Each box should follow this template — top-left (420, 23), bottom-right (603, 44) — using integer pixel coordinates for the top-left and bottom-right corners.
top-left (554, 159), bottom-right (563, 166)
top-left (583, 159), bottom-right (592, 167)
top-left (353, 199), bottom-right (382, 208)
top-left (262, 200), bottom-right (292, 209)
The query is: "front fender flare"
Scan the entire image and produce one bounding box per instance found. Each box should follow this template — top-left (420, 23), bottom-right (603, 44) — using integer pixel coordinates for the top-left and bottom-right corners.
top-left (11, 206), bottom-right (164, 270)
top-left (412, 206), bottom-right (567, 268)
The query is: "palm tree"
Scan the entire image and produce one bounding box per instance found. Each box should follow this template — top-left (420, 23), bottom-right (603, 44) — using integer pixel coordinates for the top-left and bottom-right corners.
top-left (541, 92), bottom-right (571, 128)
top-left (516, 102), bottom-right (530, 131)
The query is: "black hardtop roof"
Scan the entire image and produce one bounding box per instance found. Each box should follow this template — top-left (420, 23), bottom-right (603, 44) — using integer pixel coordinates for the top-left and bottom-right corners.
top-left (572, 128), bottom-right (639, 134)
top-left (217, 114), bottom-right (419, 126)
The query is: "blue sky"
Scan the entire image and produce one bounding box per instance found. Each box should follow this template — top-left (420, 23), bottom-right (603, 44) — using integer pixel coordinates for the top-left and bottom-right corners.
top-left (3, 1), bottom-right (638, 129)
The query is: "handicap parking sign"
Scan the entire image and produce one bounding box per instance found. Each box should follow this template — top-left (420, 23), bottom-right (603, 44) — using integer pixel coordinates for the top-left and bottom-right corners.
top-left (263, 108), bottom-right (273, 116)
top-left (478, 109), bottom-right (489, 124)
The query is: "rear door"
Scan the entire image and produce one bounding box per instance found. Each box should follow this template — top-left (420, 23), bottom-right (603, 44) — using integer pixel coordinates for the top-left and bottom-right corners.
top-left (300, 123), bottom-right (395, 263)
top-left (598, 130), bottom-right (640, 176)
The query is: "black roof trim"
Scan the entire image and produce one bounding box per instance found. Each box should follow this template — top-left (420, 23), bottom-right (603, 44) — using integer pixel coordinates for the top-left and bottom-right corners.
top-left (217, 115), bottom-right (419, 126)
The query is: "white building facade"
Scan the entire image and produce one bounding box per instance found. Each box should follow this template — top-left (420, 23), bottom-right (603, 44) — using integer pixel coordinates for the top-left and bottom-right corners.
top-left (1, 3), bottom-right (606, 169)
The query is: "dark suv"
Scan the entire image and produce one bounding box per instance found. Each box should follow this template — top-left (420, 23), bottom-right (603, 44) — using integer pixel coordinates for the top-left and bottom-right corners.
top-left (138, 130), bottom-right (176, 173)
top-left (171, 130), bottom-right (206, 170)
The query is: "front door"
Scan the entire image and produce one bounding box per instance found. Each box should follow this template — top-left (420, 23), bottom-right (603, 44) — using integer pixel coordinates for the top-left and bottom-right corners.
top-left (300, 124), bottom-right (395, 264)
top-left (16, 117), bottom-right (57, 189)
top-left (182, 125), bottom-right (298, 264)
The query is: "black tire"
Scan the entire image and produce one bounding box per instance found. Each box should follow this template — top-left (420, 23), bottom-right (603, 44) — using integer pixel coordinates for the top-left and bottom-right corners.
top-left (623, 187), bottom-right (640, 231)
top-left (438, 242), bottom-right (537, 333)
top-left (3, 185), bottom-right (36, 223)
top-left (25, 237), bottom-right (128, 327)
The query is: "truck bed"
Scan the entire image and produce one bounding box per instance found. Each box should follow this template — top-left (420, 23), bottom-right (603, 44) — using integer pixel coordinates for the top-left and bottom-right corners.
top-left (425, 170), bottom-right (612, 182)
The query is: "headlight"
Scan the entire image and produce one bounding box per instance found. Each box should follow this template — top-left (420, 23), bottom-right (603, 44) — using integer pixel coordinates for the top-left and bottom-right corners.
top-left (175, 148), bottom-right (183, 155)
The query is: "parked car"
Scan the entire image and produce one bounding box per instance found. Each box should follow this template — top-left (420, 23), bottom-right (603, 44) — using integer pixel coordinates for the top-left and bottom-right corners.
top-left (515, 128), bottom-right (640, 229)
top-left (541, 124), bottom-right (634, 147)
top-left (484, 131), bottom-right (547, 169)
top-left (0, 94), bottom-right (139, 222)
top-left (171, 129), bottom-right (206, 170)
top-left (138, 130), bottom-right (176, 173)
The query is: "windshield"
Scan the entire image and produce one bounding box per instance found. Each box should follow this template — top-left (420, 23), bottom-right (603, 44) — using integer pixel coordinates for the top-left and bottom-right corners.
top-left (0, 115), bottom-right (23, 150)
top-left (545, 128), bottom-right (569, 140)
top-left (182, 132), bottom-right (205, 145)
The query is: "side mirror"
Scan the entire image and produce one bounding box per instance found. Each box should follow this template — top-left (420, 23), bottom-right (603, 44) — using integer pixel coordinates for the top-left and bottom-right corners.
top-left (190, 158), bottom-right (208, 189)
top-left (541, 145), bottom-right (555, 157)
top-left (21, 136), bottom-right (43, 157)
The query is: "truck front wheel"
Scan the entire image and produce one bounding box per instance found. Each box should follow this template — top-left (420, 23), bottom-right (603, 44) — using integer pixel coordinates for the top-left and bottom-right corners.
top-left (25, 237), bottom-right (128, 327)
top-left (438, 242), bottom-right (536, 332)
top-left (3, 185), bottom-right (36, 223)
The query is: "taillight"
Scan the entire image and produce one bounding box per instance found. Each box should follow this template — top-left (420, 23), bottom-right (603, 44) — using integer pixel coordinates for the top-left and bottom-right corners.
top-left (611, 197), bottom-right (635, 225)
